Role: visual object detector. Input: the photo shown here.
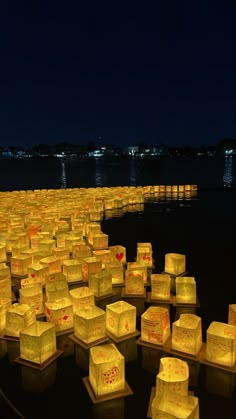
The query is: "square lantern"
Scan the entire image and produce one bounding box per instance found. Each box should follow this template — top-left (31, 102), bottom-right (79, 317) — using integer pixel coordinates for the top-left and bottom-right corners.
top-left (176, 277), bottom-right (197, 305)
top-left (11, 255), bottom-right (32, 276)
top-left (72, 243), bottom-right (92, 261)
top-left (0, 298), bottom-right (12, 332)
top-left (89, 343), bottom-right (125, 397)
top-left (27, 262), bottom-right (49, 285)
top-left (136, 243), bottom-right (153, 267)
top-left (62, 259), bottom-right (83, 283)
top-left (88, 269), bottom-right (113, 298)
top-left (206, 321), bottom-right (236, 367)
top-left (152, 391), bottom-right (199, 419)
top-left (74, 305), bottom-right (106, 344)
top-left (52, 247), bottom-right (71, 262)
top-left (69, 287), bottom-right (95, 312)
top-left (156, 357), bottom-right (189, 396)
top-left (127, 262), bottom-right (148, 284)
top-left (5, 303), bottom-right (36, 337)
top-left (105, 262), bottom-right (124, 285)
top-left (92, 233), bottom-right (109, 250)
top-left (45, 272), bottom-right (67, 284)
top-left (172, 314), bottom-right (202, 356)
top-left (40, 256), bottom-right (62, 274)
top-left (45, 297), bottom-right (74, 332)
top-left (106, 301), bottom-right (136, 338)
top-left (150, 274), bottom-right (171, 301)
top-left (165, 253), bottom-right (186, 275)
top-left (0, 245), bottom-right (6, 263)
top-left (87, 223), bottom-right (102, 245)
top-left (19, 284), bottom-right (44, 316)
top-left (108, 245), bottom-right (126, 264)
top-left (0, 263), bottom-right (11, 299)
top-left (65, 235), bottom-right (84, 252)
top-left (45, 280), bottom-right (69, 302)
top-left (124, 270), bottom-right (145, 296)
top-left (141, 306), bottom-right (170, 346)
top-left (20, 321), bottom-right (57, 364)
top-left (228, 304), bottom-right (236, 326)
top-left (82, 257), bottom-right (102, 281)
top-left (38, 239), bottom-right (56, 253)
top-left (92, 250), bottom-right (111, 268)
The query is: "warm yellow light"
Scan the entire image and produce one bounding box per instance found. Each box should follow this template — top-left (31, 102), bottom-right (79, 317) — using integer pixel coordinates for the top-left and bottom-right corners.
top-left (45, 280), bottom-right (69, 302)
top-left (0, 298), bottom-right (12, 331)
top-left (206, 321), bottom-right (236, 367)
top-left (151, 274), bottom-right (171, 300)
top-left (176, 277), bottom-right (196, 304)
top-left (20, 321), bottom-right (57, 364)
top-left (141, 306), bottom-right (170, 345)
top-left (108, 245), bottom-right (126, 264)
top-left (152, 390), bottom-right (199, 418)
top-left (81, 256), bottom-right (102, 280)
top-left (45, 297), bottom-right (74, 332)
top-left (106, 301), bottom-right (136, 337)
top-left (156, 357), bottom-right (189, 396)
top-left (88, 269), bottom-right (112, 297)
top-left (125, 270), bottom-right (145, 295)
top-left (104, 262), bottom-right (124, 285)
top-left (172, 314), bottom-right (202, 355)
top-left (19, 284), bottom-right (43, 315)
top-left (74, 305), bottom-right (106, 344)
top-left (62, 259), bottom-right (83, 282)
top-left (165, 253), bottom-right (186, 275)
top-left (69, 286), bottom-right (95, 312)
top-left (5, 303), bottom-right (36, 337)
top-left (228, 304), bottom-right (236, 326)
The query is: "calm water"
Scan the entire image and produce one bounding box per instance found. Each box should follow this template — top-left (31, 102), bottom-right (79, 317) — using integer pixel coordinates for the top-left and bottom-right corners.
top-left (0, 155), bottom-right (235, 191)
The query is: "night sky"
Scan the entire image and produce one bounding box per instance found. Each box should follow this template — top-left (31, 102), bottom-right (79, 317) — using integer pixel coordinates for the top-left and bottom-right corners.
top-left (1, 0), bottom-right (235, 148)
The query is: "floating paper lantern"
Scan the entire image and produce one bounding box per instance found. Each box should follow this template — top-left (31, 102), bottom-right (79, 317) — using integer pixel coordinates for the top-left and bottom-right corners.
top-left (27, 262), bottom-right (49, 284)
top-left (150, 274), bottom-right (171, 300)
top-left (40, 256), bottom-right (62, 274)
top-left (11, 255), bottom-right (32, 276)
top-left (38, 239), bottom-right (56, 253)
top-left (62, 259), bottom-right (83, 282)
top-left (74, 305), bottom-right (106, 344)
top-left (228, 304), bottom-right (236, 326)
top-left (136, 243), bottom-right (153, 267)
top-left (45, 272), bottom-right (67, 284)
top-left (45, 280), bottom-right (69, 302)
top-left (0, 245), bottom-right (7, 263)
top-left (19, 284), bottom-right (44, 315)
top-left (172, 314), bottom-right (202, 356)
top-left (45, 297), bottom-right (74, 332)
top-left (72, 243), bottom-right (92, 260)
top-left (69, 287), bottom-right (95, 312)
top-left (87, 223), bottom-right (102, 244)
top-left (176, 277), bottom-right (197, 304)
top-left (105, 262), bottom-right (124, 285)
top-left (92, 249), bottom-right (111, 268)
top-left (20, 321), bottom-right (57, 364)
top-left (165, 253), bottom-right (186, 275)
top-left (141, 306), bottom-right (170, 345)
top-left (152, 390), bottom-right (199, 419)
top-left (124, 270), bottom-right (145, 295)
top-left (91, 233), bottom-right (109, 250)
top-left (127, 262), bottom-right (148, 284)
top-left (82, 257), bottom-right (102, 281)
top-left (0, 298), bottom-right (12, 331)
top-left (52, 247), bottom-right (71, 262)
top-left (106, 301), bottom-right (136, 338)
top-left (156, 357), bottom-right (189, 396)
top-left (5, 234), bottom-right (21, 253)
top-left (108, 245), bottom-right (126, 264)
top-left (206, 321), bottom-right (236, 367)
top-left (88, 269), bottom-right (113, 298)
top-left (5, 303), bottom-right (36, 337)
top-left (89, 343), bottom-right (125, 396)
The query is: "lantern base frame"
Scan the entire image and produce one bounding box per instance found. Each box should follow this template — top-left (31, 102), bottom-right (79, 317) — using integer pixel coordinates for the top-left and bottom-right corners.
top-left (0, 331), bottom-right (20, 342)
top-left (11, 273), bottom-right (28, 279)
top-left (172, 295), bottom-right (200, 308)
top-left (69, 333), bottom-right (109, 349)
top-left (146, 291), bottom-right (173, 305)
top-left (136, 335), bottom-right (172, 351)
top-left (82, 376), bottom-right (133, 404)
top-left (14, 349), bottom-right (63, 371)
top-left (67, 279), bottom-right (88, 287)
top-left (112, 282), bottom-right (125, 288)
top-left (106, 329), bottom-right (140, 343)
top-left (121, 288), bottom-right (147, 299)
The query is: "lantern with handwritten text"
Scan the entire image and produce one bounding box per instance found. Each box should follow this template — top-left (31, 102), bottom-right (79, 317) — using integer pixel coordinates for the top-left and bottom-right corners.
top-left (74, 305), bottom-right (106, 344)
top-left (228, 304), bottom-right (236, 326)
top-left (11, 255), bottom-right (32, 276)
top-left (206, 321), bottom-right (236, 367)
top-left (62, 260), bottom-right (83, 283)
top-left (82, 257), bottom-right (102, 281)
top-left (106, 301), bottom-right (136, 338)
top-left (125, 270), bottom-right (145, 295)
top-left (40, 256), bottom-right (62, 275)
top-left (151, 274), bottom-right (171, 300)
top-left (5, 303), bottom-right (36, 337)
top-left (45, 297), bottom-right (74, 332)
top-left (136, 242), bottom-right (153, 267)
top-left (141, 306), bottom-right (170, 345)
top-left (69, 287), bottom-right (95, 312)
top-left (172, 314), bottom-right (202, 356)
top-left (156, 357), bottom-right (189, 396)
top-left (20, 321), bottom-right (57, 364)
top-left (19, 284), bottom-right (44, 316)
top-left (45, 280), bottom-right (69, 302)
top-left (152, 390), bottom-right (199, 419)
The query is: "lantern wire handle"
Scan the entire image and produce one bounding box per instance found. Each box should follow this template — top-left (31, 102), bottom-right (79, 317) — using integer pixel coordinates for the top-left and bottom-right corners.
top-left (0, 387), bottom-right (26, 418)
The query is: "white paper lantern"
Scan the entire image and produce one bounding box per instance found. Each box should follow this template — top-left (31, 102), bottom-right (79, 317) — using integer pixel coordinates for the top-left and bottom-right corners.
top-left (151, 274), bottom-right (171, 300)
top-left (152, 390), bottom-right (199, 419)
top-left (156, 357), bottom-right (189, 396)
top-left (165, 253), bottom-right (186, 275)
top-left (206, 321), bottom-right (236, 367)
top-left (141, 306), bottom-right (170, 345)
top-left (106, 301), bottom-right (136, 338)
top-left (88, 269), bottom-right (112, 298)
top-left (45, 297), bottom-right (74, 332)
top-left (176, 277), bottom-right (197, 305)
top-left (20, 321), bottom-right (57, 364)
top-left (74, 305), bottom-right (106, 344)
top-left (172, 314), bottom-right (202, 355)
top-left (5, 303), bottom-right (36, 337)
top-left (69, 287), bottom-right (95, 312)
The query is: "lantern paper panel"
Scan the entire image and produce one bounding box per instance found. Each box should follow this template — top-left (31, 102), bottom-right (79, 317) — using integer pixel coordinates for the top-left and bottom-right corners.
top-left (141, 306), bottom-right (170, 345)
top-left (106, 301), bottom-right (136, 338)
top-left (19, 284), bottom-right (44, 315)
top-left (0, 298), bottom-right (12, 331)
top-left (52, 247), bottom-right (71, 262)
top-left (38, 239), bottom-right (56, 253)
top-left (62, 260), bottom-right (83, 282)
top-left (151, 274), bottom-right (171, 300)
top-left (0, 263), bottom-right (11, 281)
top-left (136, 248), bottom-right (153, 267)
top-left (72, 243), bottom-right (92, 260)
top-left (165, 253), bottom-right (186, 276)
top-left (65, 235), bottom-right (84, 251)
top-left (206, 321), bottom-right (236, 367)
top-left (27, 263), bottom-right (49, 284)
top-left (228, 304), bottom-right (236, 326)
top-left (152, 390), bottom-right (199, 419)
top-left (108, 245), bottom-right (126, 264)
top-left (82, 257), bottom-right (102, 280)
top-left (0, 245), bottom-right (7, 262)
top-left (0, 278), bottom-right (12, 300)
top-left (176, 277), bottom-right (197, 305)
top-left (156, 357), bottom-right (189, 397)
top-left (69, 287), bottom-right (95, 312)
top-left (45, 272), bottom-right (67, 284)
top-left (92, 233), bottom-right (109, 250)
top-left (92, 250), bottom-right (111, 268)
top-left (172, 314), bottom-right (202, 355)
top-left (11, 255), bottom-right (32, 276)
top-left (40, 256), bottom-right (62, 275)
top-left (20, 321), bottom-right (57, 364)
top-left (89, 343), bottom-right (125, 397)
top-left (125, 270), bottom-right (145, 295)
top-left (127, 262), bottom-right (147, 284)
top-left (88, 270), bottom-right (113, 297)
top-left (74, 305), bottom-right (106, 344)
top-left (5, 303), bottom-right (36, 337)
top-left (45, 280), bottom-right (69, 302)
top-left (105, 262), bottom-right (124, 285)
top-left (45, 298), bottom-right (74, 332)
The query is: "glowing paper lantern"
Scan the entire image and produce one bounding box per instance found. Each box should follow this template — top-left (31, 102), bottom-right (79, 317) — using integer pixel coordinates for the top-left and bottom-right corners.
top-left (62, 260), bottom-right (83, 282)
top-left (69, 287), bottom-right (95, 312)
top-left (88, 269), bottom-right (113, 298)
top-left (124, 270), bottom-right (145, 295)
top-left (45, 280), bottom-right (69, 302)
top-left (52, 247), bottom-right (71, 262)
top-left (141, 306), bottom-right (170, 345)
top-left (0, 245), bottom-right (7, 263)
top-left (45, 297), bottom-right (74, 332)
top-left (92, 250), bottom-right (111, 268)
top-left (45, 272), bottom-right (67, 284)
top-left (0, 263), bottom-right (11, 299)
top-left (0, 298), bottom-right (12, 331)
top-left (27, 262), bottom-right (49, 284)
top-left (176, 277), bottom-right (197, 305)
top-left (40, 256), bottom-right (62, 274)
top-left (20, 321), bottom-right (57, 364)
top-left (38, 239), bottom-right (56, 253)
top-left (74, 305), bottom-right (106, 344)
top-left (19, 284), bottom-right (44, 315)
top-left (91, 233), bottom-right (109, 250)
top-left (89, 343), bottom-right (125, 396)
top-left (65, 235), bottom-right (84, 251)
top-left (11, 255), bottom-right (32, 276)
top-left (5, 303), bottom-right (36, 337)
top-left (105, 262), bottom-right (124, 285)
top-left (165, 253), bottom-right (186, 275)
top-left (228, 304), bottom-right (236, 326)
top-left (206, 321), bottom-right (236, 367)
top-left (82, 257), bottom-right (102, 281)
top-left (156, 357), bottom-right (189, 396)
top-left (108, 245), bottom-right (126, 264)
top-left (152, 390), bottom-right (199, 419)
top-left (150, 274), bottom-right (171, 300)
top-left (106, 301), bottom-right (136, 338)
top-left (136, 243), bottom-right (153, 267)
top-left (72, 243), bottom-right (92, 260)
top-left (172, 314), bottom-right (202, 356)
top-left (127, 262), bottom-right (148, 284)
